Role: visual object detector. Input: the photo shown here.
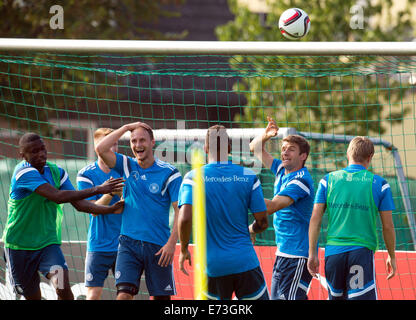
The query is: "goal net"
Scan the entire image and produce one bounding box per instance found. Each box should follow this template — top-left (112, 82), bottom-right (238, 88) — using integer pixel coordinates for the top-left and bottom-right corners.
top-left (0, 40), bottom-right (415, 299)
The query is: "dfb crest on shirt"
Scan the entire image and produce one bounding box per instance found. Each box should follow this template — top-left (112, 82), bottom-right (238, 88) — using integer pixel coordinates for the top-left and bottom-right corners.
top-left (149, 183), bottom-right (160, 193)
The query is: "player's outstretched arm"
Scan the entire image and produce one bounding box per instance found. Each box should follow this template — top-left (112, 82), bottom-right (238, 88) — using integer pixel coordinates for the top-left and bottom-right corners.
top-left (71, 198), bottom-right (124, 215)
top-left (380, 210), bottom-right (397, 279)
top-left (307, 203), bottom-right (326, 278)
top-left (34, 177), bottom-right (125, 204)
top-left (94, 177), bottom-right (124, 203)
top-left (249, 116), bottom-right (278, 169)
top-left (178, 204), bottom-right (193, 275)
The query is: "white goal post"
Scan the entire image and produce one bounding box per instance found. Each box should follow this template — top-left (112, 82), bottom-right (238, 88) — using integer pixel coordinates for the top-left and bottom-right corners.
top-left (0, 38), bottom-right (416, 55)
top-left (0, 38), bottom-right (414, 246)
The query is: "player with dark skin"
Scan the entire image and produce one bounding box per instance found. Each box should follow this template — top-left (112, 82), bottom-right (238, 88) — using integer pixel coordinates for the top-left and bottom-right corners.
top-left (23, 135), bottom-right (125, 210)
top-left (10, 133), bottom-right (125, 300)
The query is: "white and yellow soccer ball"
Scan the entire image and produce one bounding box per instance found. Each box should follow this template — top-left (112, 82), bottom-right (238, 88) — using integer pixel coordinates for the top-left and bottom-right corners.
top-left (278, 8), bottom-right (311, 40)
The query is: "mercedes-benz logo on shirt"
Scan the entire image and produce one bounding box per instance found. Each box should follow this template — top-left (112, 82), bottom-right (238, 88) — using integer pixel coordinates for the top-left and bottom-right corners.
top-left (149, 183), bottom-right (159, 193)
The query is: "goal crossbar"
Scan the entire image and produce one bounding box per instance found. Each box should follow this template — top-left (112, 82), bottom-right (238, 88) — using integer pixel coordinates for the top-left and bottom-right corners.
top-left (1, 38), bottom-right (416, 55)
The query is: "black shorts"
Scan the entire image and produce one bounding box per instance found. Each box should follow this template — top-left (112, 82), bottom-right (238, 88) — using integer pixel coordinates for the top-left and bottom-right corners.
top-left (206, 266), bottom-right (269, 300)
top-left (115, 235), bottom-right (176, 297)
top-left (4, 244), bottom-right (67, 297)
top-left (324, 247), bottom-right (377, 300)
top-left (270, 255), bottom-right (312, 300)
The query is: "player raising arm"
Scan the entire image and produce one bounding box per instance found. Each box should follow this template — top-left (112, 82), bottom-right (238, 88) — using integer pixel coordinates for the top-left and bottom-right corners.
top-left (95, 121), bottom-right (182, 300)
top-left (307, 136), bottom-right (396, 300)
top-left (249, 116), bottom-right (314, 300)
top-left (2, 133), bottom-right (124, 301)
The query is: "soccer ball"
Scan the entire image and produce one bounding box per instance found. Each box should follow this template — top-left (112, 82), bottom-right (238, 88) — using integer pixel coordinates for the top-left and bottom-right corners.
top-left (278, 8), bottom-right (311, 40)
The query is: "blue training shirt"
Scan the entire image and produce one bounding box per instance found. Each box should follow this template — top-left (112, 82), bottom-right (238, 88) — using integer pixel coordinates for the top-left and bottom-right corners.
top-left (178, 161), bottom-right (267, 277)
top-left (112, 153), bottom-right (182, 247)
top-left (271, 158), bottom-right (314, 258)
top-left (77, 161), bottom-right (122, 252)
top-left (314, 164), bottom-right (396, 256)
top-left (10, 161), bottom-right (74, 200)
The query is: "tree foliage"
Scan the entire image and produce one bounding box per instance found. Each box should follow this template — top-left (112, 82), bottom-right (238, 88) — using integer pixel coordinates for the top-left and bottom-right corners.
top-left (215, 0), bottom-right (415, 136)
top-left (0, 0), bottom-right (186, 135)
top-left (0, 0), bottom-right (186, 40)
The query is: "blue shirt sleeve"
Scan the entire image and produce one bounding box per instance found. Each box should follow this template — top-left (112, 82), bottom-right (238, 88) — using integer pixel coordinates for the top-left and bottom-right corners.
top-left (166, 169), bottom-right (182, 203)
top-left (375, 177), bottom-right (395, 211)
top-left (59, 167), bottom-right (75, 191)
top-left (314, 175), bottom-right (328, 204)
top-left (76, 170), bottom-right (97, 201)
top-left (14, 168), bottom-right (47, 193)
top-left (249, 177), bottom-right (267, 213)
top-left (278, 177), bottom-right (312, 202)
top-left (270, 158), bottom-right (282, 175)
top-left (178, 171), bottom-right (194, 207)
top-left (113, 152), bottom-right (129, 177)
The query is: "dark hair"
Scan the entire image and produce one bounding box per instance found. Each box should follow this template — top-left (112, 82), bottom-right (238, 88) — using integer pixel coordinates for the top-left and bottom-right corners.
top-left (282, 134), bottom-right (310, 157)
top-left (19, 132), bottom-right (42, 150)
top-left (205, 125), bottom-right (231, 154)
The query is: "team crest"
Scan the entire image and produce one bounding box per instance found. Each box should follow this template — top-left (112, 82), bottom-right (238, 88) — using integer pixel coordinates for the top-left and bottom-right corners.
top-left (149, 183), bottom-right (159, 193)
top-left (86, 273), bottom-right (93, 282)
